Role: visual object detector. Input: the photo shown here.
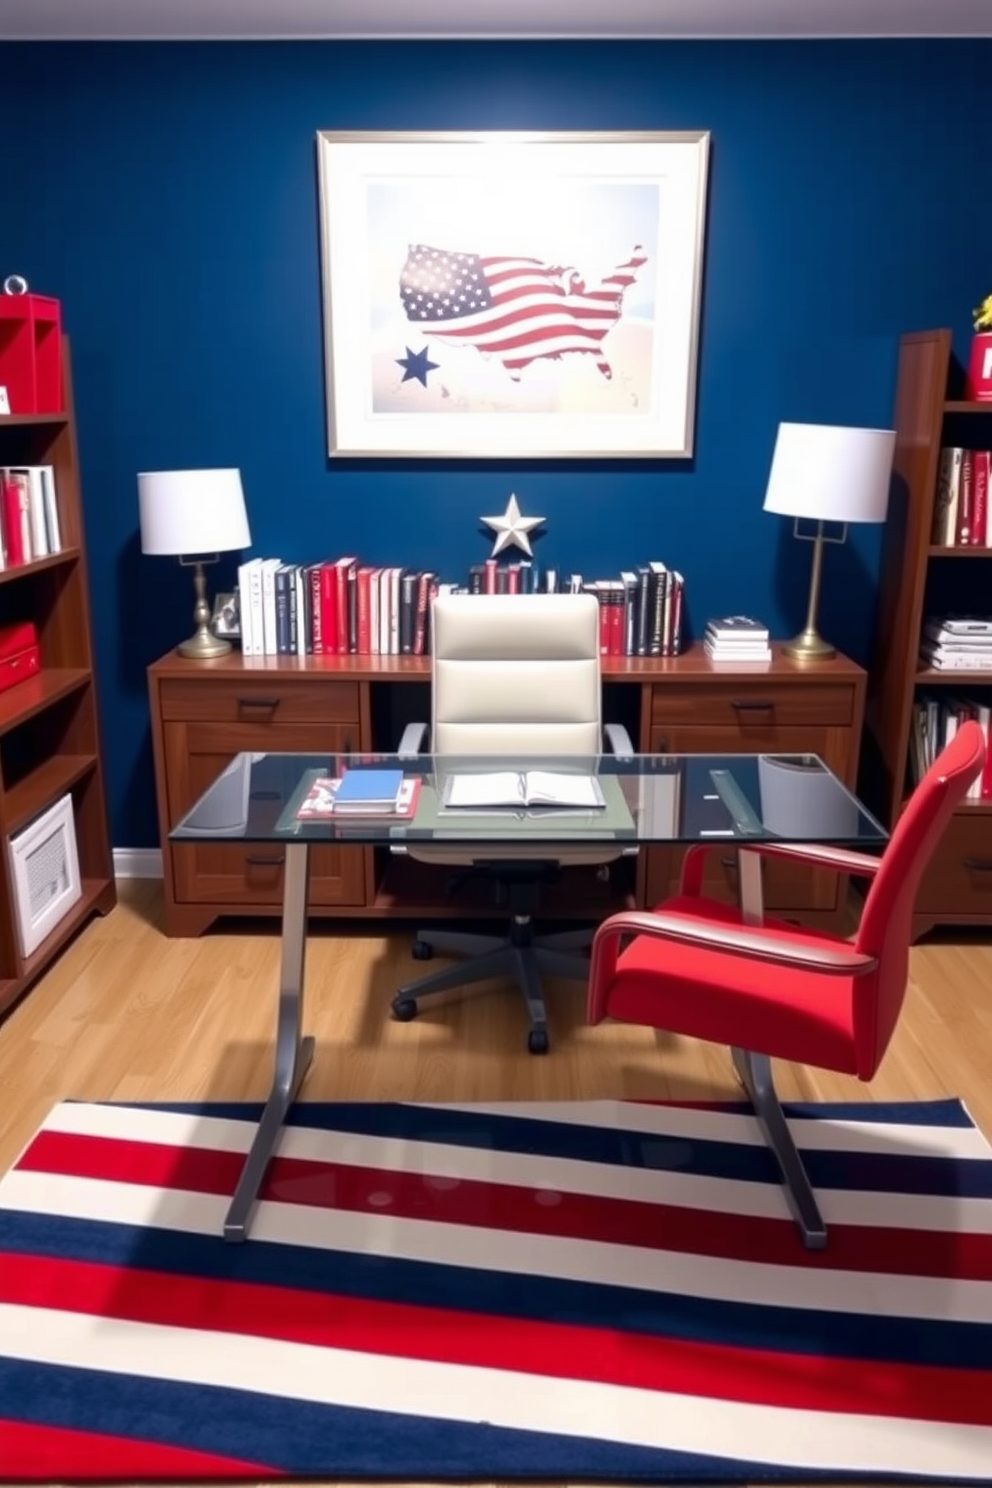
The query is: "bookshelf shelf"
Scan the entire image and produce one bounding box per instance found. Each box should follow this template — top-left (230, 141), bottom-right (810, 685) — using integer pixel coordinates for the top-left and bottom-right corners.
top-left (0, 548), bottom-right (80, 587)
top-left (916, 668), bottom-right (992, 684)
top-left (866, 329), bottom-right (992, 937)
top-left (926, 545), bottom-right (992, 558)
top-left (0, 337), bottom-right (115, 1019)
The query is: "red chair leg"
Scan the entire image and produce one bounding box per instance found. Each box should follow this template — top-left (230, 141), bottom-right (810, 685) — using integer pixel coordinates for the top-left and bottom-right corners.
top-left (731, 1047), bottom-right (828, 1251)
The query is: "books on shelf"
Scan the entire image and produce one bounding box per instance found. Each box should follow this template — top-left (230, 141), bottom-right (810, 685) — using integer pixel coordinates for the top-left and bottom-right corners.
top-left (911, 695), bottom-right (992, 798)
top-left (296, 770), bottom-right (421, 820)
top-left (930, 447), bottom-right (992, 547)
top-left (920, 616), bottom-right (992, 671)
top-left (0, 465), bottom-right (62, 569)
top-left (704, 615), bottom-right (771, 661)
top-left (441, 770), bottom-right (606, 811)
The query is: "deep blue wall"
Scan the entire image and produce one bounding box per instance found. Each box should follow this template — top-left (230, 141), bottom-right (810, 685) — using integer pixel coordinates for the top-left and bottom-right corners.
top-left (2, 39), bottom-right (988, 848)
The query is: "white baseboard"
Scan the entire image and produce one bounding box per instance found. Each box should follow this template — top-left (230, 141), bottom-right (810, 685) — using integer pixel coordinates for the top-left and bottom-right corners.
top-left (113, 847), bottom-right (163, 880)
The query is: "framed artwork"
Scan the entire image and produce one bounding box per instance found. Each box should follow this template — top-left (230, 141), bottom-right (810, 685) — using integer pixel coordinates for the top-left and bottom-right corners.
top-left (316, 130), bottom-right (710, 459)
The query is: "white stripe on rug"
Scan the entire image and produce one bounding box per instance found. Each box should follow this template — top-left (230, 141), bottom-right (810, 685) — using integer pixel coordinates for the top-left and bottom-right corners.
top-left (2, 1170), bottom-right (990, 1323)
top-left (415, 1099), bottom-right (992, 1158)
top-left (26, 1103), bottom-right (992, 1234)
top-left (0, 1302), bottom-right (989, 1478)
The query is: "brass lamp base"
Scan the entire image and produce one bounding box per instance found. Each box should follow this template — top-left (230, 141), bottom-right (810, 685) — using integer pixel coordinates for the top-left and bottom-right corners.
top-left (783, 518), bottom-right (843, 664)
top-left (782, 627), bottom-right (836, 662)
top-left (178, 628), bottom-right (232, 660)
top-left (177, 556), bottom-right (232, 661)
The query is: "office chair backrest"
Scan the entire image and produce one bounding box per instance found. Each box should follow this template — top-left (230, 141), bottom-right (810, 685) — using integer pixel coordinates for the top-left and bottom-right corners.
top-left (431, 592), bottom-right (601, 755)
top-left (853, 719), bottom-right (985, 1078)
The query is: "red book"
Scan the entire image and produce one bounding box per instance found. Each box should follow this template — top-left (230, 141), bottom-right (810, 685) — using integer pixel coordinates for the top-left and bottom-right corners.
top-left (972, 451), bottom-right (990, 546)
top-left (956, 450), bottom-right (975, 545)
top-left (334, 556), bottom-right (357, 654)
top-left (1, 472), bottom-right (28, 566)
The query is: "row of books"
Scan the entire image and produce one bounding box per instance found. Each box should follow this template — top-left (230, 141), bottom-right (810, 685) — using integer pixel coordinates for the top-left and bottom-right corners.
top-left (911, 695), bottom-right (992, 798)
top-left (930, 447), bottom-right (992, 547)
top-left (234, 556), bottom-right (686, 660)
top-left (0, 465), bottom-right (63, 570)
top-left (919, 616), bottom-right (992, 672)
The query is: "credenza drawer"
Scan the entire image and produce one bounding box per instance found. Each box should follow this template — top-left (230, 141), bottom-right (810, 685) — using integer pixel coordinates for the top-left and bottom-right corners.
top-left (915, 813), bottom-right (992, 915)
top-left (651, 683), bottom-right (853, 730)
top-left (159, 677), bottom-right (361, 725)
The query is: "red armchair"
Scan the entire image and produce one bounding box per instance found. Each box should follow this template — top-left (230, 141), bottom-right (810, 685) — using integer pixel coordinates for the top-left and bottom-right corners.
top-left (587, 723), bottom-right (986, 1250)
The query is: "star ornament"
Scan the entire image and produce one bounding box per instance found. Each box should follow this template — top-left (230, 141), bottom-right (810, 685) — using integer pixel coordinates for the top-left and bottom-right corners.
top-left (481, 493), bottom-right (545, 557)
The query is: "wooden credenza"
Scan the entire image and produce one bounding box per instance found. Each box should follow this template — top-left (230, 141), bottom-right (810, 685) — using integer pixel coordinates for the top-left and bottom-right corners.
top-left (148, 646), bottom-right (867, 937)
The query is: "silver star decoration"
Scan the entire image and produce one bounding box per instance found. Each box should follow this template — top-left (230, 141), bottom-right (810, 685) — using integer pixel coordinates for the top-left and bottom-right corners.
top-left (481, 493), bottom-right (545, 557)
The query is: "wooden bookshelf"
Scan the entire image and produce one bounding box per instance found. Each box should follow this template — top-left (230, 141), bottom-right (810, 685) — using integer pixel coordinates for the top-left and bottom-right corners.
top-left (0, 338), bottom-right (116, 1017)
top-left (864, 328), bottom-right (992, 936)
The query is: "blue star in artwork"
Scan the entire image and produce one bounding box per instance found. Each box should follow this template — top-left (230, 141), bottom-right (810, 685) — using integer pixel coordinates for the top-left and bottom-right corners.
top-left (397, 345), bottom-right (440, 387)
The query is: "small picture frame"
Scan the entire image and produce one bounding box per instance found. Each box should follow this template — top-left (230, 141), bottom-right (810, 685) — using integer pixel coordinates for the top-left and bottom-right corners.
top-left (7, 793), bottom-right (82, 958)
top-left (211, 590), bottom-right (241, 641)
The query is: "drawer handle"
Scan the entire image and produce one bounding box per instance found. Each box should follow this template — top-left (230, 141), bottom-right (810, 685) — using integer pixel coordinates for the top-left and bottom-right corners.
top-left (245, 853), bottom-right (285, 868)
top-left (237, 696), bottom-right (281, 711)
top-left (731, 699), bottom-right (775, 712)
top-left (720, 856), bottom-right (738, 871)
top-left (963, 858), bottom-right (992, 872)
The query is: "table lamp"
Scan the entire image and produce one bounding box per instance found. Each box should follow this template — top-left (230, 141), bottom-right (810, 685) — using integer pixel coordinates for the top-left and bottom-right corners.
top-left (138, 468), bottom-right (251, 660)
top-left (762, 422), bottom-right (895, 661)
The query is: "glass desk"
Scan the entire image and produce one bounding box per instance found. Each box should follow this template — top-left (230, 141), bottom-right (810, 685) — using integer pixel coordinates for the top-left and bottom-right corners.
top-left (173, 750), bottom-right (886, 1241)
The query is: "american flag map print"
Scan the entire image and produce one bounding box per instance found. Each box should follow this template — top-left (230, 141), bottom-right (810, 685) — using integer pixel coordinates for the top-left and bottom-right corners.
top-left (1, 1096), bottom-right (992, 1482)
top-left (398, 242), bottom-right (648, 381)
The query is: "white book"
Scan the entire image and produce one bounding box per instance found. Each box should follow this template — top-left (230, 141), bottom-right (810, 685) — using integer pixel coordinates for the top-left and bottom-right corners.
top-left (237, 560), bottom-right (255, 655)
top-left (706, 615), bottom-right (770, 640)
top-left (261, 558), bottom-right (281, 655)
top-left (39, 466), bottom-right (61, 553)
top-left (442, 769), bottom-right (605, 811)
top-left (389, 566), bottom-right (402, 655)
top-left (247, 558), bottom-right (265, 656)
top-left (294, 566), bottom-right (307, 657)
top-left (21, 467), bottom-right (49, 558)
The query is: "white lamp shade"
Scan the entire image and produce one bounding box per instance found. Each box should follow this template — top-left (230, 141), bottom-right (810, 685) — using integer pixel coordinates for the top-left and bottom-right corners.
top-left (138, 468), bottom-right (251, 556)
top-left (762, 422), bottom-right (895, 524)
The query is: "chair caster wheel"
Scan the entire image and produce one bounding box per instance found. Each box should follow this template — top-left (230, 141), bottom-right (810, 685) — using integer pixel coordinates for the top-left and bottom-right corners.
top-left (527, 1028), bottom-right (549, 1055)
top-left (411, 940), bottom-right (434, 961)
top-left (392, 997), bottom-right (418, 1022)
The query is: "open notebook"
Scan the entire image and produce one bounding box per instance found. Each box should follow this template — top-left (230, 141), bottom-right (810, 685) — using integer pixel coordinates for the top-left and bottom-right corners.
top-left (441, 769), bottom-right (605, 811)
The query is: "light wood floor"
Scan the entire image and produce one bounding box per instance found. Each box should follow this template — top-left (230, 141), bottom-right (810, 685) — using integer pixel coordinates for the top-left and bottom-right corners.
top-left (1, 880), bottom-right (990, 1488)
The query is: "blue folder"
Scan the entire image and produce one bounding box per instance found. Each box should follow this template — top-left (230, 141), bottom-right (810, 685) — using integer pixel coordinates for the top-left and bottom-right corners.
top-left (334, 768), bottom-right (405, 808)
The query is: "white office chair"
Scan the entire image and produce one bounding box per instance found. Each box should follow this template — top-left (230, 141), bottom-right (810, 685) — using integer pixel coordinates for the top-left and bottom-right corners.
top-left (391, 591), bottom-right (635, 1053)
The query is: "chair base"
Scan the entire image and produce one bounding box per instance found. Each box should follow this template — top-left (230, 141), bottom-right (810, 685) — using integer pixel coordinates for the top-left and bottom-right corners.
top-left (732, 1046), bottom-right (827, 1250)
top-left (392, 920), bottom-right (592, 1054)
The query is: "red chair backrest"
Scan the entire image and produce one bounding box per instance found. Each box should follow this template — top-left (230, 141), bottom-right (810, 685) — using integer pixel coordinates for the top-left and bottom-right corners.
top-left (853, 719), bottom-right (985, 1078)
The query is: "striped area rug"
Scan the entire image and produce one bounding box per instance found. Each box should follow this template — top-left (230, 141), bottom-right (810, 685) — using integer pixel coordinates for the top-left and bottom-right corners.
top-left (1, 1097), bottom-right (991, 1482)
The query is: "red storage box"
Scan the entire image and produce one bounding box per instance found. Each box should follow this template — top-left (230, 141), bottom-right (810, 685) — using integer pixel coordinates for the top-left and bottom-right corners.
top-left (0, 621), bottom-right (40, 695)
top-left (0, 294), bottom-right (62, 414)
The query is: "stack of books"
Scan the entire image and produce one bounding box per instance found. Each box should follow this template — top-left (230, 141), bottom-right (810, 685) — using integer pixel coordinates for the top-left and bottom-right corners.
top-left (704, 615), bottom-right (771, 661)
top-left (920, 617), bottom-right (992, 671)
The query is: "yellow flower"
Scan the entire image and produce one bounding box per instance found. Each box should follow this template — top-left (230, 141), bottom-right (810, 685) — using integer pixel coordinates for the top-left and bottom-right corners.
top-left (974, 294), bottom-right (992, 331)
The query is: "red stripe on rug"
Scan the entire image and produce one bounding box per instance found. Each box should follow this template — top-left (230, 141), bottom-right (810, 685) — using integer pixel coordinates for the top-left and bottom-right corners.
top-left (0, 1417), bottom-right (276, 1479)
top-left (18, 1128), bottom-right (992, 1281)
top-left (3, 1251), bottom-right (991, 1428)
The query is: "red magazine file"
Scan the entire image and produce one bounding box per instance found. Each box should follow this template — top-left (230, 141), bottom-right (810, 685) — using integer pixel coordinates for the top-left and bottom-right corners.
top-left (0, 294), bottom-right (62, 414)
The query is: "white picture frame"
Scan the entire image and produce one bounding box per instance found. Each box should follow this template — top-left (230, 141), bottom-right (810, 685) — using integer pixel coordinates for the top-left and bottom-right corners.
top-left (316, 130), bottom-right (710, 459)
top-left (7, 793), bottom-right (81, 958)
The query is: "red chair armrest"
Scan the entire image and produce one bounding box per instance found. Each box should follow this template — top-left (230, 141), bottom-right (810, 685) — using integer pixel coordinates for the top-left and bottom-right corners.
top-left (587, 910), bottom-right (877, 1023)
top-left (679, 840), bottom-right (882, 895)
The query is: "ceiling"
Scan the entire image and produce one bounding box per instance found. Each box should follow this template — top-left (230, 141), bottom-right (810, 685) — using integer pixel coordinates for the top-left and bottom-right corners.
top-left (0, 0), bottom-right (990, 40)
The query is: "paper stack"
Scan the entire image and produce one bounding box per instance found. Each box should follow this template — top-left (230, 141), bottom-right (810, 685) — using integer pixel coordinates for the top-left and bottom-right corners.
top-left (704, 615), bottom-right (771, 661)
top-left (920, 617), bottom-right (992, 671)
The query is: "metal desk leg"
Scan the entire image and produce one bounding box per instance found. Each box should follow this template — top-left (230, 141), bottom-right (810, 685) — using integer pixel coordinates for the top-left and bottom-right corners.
top-left (732, 846), bottom-right (827, 1249)
top-left (224, 841), bottom-right (314, 1243)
